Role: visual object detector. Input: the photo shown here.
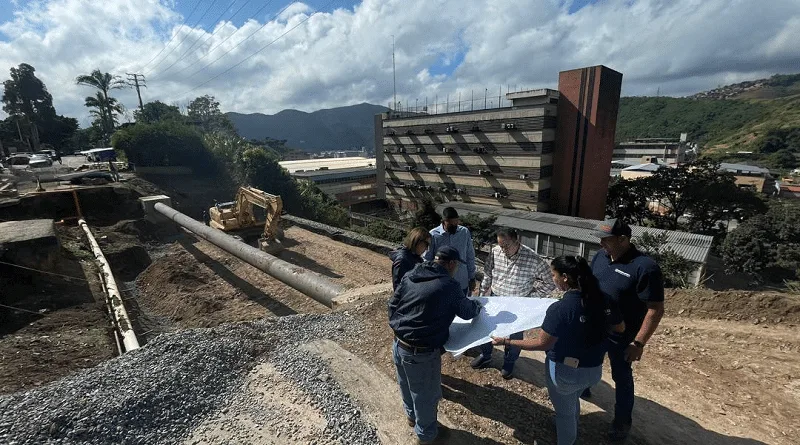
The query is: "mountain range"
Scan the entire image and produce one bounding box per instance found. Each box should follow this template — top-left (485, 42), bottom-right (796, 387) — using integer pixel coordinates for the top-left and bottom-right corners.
top-left (226, 103), bottom-right (387, 152)
top-left (227, 74), bottom-right (800, 168)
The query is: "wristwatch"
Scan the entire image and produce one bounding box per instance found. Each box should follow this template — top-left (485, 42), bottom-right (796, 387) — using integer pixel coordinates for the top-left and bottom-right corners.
top-left (632, 340), bottom-right (645, 348)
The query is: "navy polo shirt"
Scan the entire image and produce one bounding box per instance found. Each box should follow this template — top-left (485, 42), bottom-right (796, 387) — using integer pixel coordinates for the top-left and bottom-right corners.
top-left (541, 290), bottom-right (623, 368)
top-left (591, 247), bottom-right (664, 342)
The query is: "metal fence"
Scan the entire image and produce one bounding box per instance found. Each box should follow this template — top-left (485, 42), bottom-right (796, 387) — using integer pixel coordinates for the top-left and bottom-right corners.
top-left (389, 85), bottom-right (534, 116)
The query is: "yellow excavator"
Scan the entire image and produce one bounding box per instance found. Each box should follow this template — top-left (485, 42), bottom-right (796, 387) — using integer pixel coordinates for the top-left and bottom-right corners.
top-left (209, 186), bottom-right (284, 253)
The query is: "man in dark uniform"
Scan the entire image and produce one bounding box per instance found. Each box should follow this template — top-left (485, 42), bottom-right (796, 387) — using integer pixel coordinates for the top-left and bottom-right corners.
top-left (591, 219), bottom-right (665, 441)
top-left (389, 246), bottom-right (483, 444)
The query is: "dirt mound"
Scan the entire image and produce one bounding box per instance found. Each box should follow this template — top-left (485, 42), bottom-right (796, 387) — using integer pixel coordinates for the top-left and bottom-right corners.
top-left (133, 240), bottom-right (327, 328)
top-left (666, 288), bottom-right (800, 325)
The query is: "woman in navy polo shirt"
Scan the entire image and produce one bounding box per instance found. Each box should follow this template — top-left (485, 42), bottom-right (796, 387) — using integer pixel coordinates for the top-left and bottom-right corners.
top-left (492, 256), bottom-right (624, 445)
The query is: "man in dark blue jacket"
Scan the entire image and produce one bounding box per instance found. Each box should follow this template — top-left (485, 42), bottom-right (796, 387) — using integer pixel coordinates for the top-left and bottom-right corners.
top-left (389, 246), bottom-right (483, 444)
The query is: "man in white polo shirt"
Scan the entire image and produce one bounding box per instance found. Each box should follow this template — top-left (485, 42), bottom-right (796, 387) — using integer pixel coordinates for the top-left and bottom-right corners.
top-left (471, 228), bottom-right (556, 379)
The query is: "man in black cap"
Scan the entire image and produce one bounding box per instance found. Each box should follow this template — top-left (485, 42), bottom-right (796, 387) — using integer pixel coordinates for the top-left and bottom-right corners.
top-left (590, 219), bottom-right (665, 441)
top-left (424, 206), bottom-right (477, 297)
top-left (389, 245), bottom-right (483, 444)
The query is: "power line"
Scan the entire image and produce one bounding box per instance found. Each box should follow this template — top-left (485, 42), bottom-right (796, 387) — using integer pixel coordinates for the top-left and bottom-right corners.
top-left (0, 260), bottom-right (88, 282)
top-left (140, 0), bottom-right (204, 72)
top-left (177, 0), bottom-right (337, 100)
top-left (162, 0), bottom-right (279, 81)
top-left (145, 0), bottom-right (222, 76)
top-left (179, 0), bottom-right (291, 82)
top-left (151, 0), bottom-right (253, 80)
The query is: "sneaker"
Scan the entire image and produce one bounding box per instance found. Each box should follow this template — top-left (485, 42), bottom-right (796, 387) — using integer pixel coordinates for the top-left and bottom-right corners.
top-left (501, 368), bottom-right (513, 380)
top-left (406, 416), bottom-right (415, 427)
top-left (470, 354), bottom-right (492, 369)
top-left (417, 425), bottom-right (451, 444)
top-left (580, 387), bottom-right (592, 399)
top-left (608, 418), bottom-right (632, 442)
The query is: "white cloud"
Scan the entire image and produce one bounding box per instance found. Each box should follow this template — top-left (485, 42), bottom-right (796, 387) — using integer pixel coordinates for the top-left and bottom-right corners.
top-left (0, 0), bottom-right (798, 126)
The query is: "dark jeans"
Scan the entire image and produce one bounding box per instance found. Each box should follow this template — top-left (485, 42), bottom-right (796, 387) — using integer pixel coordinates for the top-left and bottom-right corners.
top-left (608, 341), bottom-right (634, 423)
top-left (479, 331), bottom-right (524, 372)
top-left (393, 340), bottom-right (442, 441)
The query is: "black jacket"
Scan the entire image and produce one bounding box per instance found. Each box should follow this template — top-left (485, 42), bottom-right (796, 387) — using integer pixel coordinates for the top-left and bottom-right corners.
top-left (390, 247), bottom-right (423, 291)
top-left (388, 262), bottom-right (482, 348)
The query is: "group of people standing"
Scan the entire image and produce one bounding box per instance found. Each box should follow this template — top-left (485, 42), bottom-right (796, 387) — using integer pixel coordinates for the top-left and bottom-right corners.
top-left (388, 207), bottom-right (665, 445)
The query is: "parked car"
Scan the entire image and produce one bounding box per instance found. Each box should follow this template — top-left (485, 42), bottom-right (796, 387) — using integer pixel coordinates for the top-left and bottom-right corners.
top-left (7, 154), bottom-right (31, 167)
top-left (29, 154), bottom-right (53, 168)
top-left (40, 149), bottom-right (62, 164)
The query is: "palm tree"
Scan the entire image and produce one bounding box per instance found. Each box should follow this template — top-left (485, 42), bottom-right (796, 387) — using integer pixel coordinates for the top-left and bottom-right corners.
top-left (76, 70), bottom-right (126, 142)
top-left (84, 92), bottom-right (124, 137)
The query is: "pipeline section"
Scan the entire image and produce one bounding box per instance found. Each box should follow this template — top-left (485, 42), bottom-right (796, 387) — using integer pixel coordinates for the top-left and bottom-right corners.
top-left (153, 202), bottom-right (345, 307)
top-left (79, 219), bottom-right (140, 352)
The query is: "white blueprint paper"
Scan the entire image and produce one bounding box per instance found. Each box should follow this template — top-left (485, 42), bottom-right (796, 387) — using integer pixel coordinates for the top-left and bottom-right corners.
top-left (444, 296), bottom-right (558, 357)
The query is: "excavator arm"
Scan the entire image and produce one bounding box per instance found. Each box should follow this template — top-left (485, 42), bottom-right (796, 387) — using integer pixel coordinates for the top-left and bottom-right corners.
top-left (234, 186), bottom-right (283, 241)
top-left (209, 186), bottom-right (283, 249)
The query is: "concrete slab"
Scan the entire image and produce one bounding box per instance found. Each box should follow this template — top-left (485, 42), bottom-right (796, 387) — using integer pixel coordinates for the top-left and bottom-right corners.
top-left (0, 219), bottom-right (59, 271)
top-left (139, 195), bottom-right (172, 223)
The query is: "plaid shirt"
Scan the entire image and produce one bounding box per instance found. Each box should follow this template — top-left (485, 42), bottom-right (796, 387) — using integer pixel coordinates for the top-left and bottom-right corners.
top-left (480, 244), bottom-right (557, 297)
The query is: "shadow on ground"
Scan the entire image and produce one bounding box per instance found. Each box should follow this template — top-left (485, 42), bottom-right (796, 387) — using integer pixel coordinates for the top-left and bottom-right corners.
top-left (178, 235), bottom-right (296, 316)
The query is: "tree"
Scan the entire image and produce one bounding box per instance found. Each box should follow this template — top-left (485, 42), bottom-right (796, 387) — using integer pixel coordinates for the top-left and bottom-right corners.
top-left (460, 213), bottom-right (498, 251)
top-left (187, 95), bottom-right (235, 134)
top-left (76, 70), bottom-right (126, 142)
top-left (412, 199), bottom-right (442, 230)
top-left (606, 176), bottom-right (654, 225)
top-left (721, 200), bottom-right (800, 282)
top-left (134, 101), bottom-right (184, 124)
top-left (111, 122), bottom-right (217, 174)
top-left (2, 63), bottom-right (57, 150)
top-left (636, 232), bottom-right (695, 288)
top-left (358, 221), bottom-right (406, 244)
top-left (606, 160), bottom-right (767, 238)
top-left (84, 91), bottom-right (123, 138)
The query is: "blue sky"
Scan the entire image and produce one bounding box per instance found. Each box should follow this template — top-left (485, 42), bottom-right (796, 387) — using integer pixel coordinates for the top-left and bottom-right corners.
top-left (0, 0), bottom-right (798, 122)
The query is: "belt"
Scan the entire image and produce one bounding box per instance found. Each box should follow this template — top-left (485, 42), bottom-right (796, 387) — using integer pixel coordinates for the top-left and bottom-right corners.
top-left (395, 337), bottom-right (437, 354)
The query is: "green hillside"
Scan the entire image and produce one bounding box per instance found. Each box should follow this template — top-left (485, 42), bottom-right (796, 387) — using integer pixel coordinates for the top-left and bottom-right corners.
top-left (615, 73), bottom-right (800, 170)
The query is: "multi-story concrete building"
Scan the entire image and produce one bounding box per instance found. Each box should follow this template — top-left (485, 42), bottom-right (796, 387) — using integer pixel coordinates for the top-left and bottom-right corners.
top-left (376, 65), bottom-right (623, 220)
top-left (613, 135), bottom-right (691, 166)
top-left (280, 157), bottom-right (378, 208)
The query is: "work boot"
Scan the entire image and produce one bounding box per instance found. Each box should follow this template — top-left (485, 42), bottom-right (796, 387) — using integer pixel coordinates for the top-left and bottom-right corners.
top-left (501, 368), bottom-right (514, 380)
top-left (608, 418), bottom-right (632, 442)
top-left (417, 425), bottom-right (451, 444)
top-left (470, 354), bottom-right (492, 369)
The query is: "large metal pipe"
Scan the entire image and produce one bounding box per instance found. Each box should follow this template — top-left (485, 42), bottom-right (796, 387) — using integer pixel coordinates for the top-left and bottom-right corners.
top-left (79, 219), bottom-right (140, 352)
top-left (153, 202), bottom-right (345, 307)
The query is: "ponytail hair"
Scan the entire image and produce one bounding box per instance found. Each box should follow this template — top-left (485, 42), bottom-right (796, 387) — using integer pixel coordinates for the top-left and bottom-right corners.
top-left (550, 256), bottom-right (607, 346)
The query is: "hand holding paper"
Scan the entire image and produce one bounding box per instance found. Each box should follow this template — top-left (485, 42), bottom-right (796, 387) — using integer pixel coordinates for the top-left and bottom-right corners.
top-left (444, 296), bottom-right (558, 357)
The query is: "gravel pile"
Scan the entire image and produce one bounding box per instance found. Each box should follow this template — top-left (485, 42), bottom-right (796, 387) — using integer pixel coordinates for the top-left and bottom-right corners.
top-left (270, 348), bottom-right (380, 445)
top-left (0, 312), bottom-right (378, 445)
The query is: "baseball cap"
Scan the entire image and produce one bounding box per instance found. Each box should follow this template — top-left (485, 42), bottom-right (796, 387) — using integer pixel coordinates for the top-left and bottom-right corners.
top-left (592, 219), bottom-right (632, 239)
top-left (435, 246), bottom-right (466, 264)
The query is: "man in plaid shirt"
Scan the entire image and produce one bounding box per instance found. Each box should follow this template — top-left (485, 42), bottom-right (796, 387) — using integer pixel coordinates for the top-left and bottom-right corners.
top-left (471, 228), bottom-right (557, 379)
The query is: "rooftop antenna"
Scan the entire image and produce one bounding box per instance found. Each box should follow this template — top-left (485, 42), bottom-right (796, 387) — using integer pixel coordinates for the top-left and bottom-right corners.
top-left (392, 35), bottom-right (397, 112)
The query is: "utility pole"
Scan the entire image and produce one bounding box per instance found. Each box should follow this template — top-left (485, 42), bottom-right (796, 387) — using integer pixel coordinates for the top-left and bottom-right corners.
top-left (126, 73), bottom-right (146, 112)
